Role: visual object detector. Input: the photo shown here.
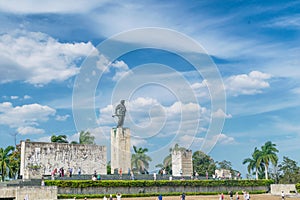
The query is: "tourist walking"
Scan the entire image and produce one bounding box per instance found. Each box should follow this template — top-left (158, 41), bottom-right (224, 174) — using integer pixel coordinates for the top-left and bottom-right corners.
top-left (180, 192), bottom-right (186, 200)
top-left (229, 190), bottom-right (233, 200)
top-left (235, 192), bottom-right (240, 200)
top-left (282, 191), bottom-right (285, 199)
top-left (109, 194), bottom-right (113, 200)
top-left (219, 193), bottom-right (224, 200)
top-left (116, 193), bottom-right (122, 200)
top-left (158, 194), bottom-right (163, 200)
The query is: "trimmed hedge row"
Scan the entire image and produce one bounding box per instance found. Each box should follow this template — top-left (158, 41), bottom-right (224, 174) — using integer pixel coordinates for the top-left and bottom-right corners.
top-left (296, 183), bottom-right (300, 191)
top-left (45, 179), bottom-right (274, 188)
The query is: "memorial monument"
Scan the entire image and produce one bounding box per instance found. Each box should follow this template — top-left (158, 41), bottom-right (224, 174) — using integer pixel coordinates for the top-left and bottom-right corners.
top-left (111, 100), bottom-right (131, 174)
top-left (20, 141), bottom-right (107, 179)
top-left (172, 149), bottom-right (193, 176)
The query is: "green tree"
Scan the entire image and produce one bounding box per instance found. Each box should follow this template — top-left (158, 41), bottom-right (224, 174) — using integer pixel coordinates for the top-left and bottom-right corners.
top-left (278, 156), bottom-right (300, 183)
top-left (107, 161), bottom-right (111, 174)
top-left (79, 131), bottom-right (95, 144)
top-left (51, 135), bottom-right (68, 143)
top-left (243, 147), bottom-right (263, 180)
top-left (192, 150), bottom-right (216, 176)
top-left (257, 141), bottom-right (279, 179)
top-left (8, 145), bottom-right (21, 179)
top-left (131, 146), bottom-right (152, 174)
top-left (0, 146), bottom-right (15, 181)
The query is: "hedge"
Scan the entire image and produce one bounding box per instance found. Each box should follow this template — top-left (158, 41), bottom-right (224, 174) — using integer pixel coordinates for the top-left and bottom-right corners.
top-left (45, 179), bottom-right (274, 188)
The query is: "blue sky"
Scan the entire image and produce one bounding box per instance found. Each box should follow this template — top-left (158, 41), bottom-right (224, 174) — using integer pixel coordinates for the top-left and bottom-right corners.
top-left (0, 0), bottom-right (300, 176)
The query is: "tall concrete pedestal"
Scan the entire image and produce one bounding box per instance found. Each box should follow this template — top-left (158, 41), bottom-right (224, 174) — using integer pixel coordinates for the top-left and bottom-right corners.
top-left (111, 128), bottom-right (131, 174)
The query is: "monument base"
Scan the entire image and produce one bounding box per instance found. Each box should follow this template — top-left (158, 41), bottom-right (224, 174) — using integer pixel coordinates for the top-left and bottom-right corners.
top-left (111, 128), bottom-right (131, 175)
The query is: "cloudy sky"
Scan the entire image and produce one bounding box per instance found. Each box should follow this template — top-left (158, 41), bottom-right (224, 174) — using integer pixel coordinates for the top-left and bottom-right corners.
top-left (0, 0), bottom-right (300, 176)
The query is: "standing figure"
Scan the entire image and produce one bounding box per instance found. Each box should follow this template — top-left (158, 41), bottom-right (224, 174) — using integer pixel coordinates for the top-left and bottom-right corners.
top-left (113, 100), bottom-right (126, 128)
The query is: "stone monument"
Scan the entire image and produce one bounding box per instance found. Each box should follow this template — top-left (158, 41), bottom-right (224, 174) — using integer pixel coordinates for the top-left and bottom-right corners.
top-left (20, 141), bottom-right (107, 179)
top-left (111, 100), bottom-right (131, 174)
top-left (172, 149), bottom-right (193, 176)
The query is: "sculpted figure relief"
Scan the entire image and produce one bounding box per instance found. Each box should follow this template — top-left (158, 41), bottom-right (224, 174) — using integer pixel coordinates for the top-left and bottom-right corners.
top-left (113, 100), bottom-right (126, 128)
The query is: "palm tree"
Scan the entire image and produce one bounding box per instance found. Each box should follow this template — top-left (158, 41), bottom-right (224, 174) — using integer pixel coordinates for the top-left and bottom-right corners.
top-left (257, 141), bottom-right (279, 179)
top-left (79, 131), bottom-right (95, 144)
top-left (9, 145), bottom-right (21, 179)
top-left (51, 135), bottom-right (68, 143)
top-left (243, 147), bottom-right (263, 180)
top-left (0, 146), bottom-right (15, 181)
top-left (131, 146), bottom-right (152, 174)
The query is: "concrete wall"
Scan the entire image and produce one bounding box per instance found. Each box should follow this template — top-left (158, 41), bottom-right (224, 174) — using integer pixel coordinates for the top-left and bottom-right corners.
top-left (0, 186), bottom-right (57, 200)
top-left (58, 185), bottom-right (269, 195)
top-left (270, 184), bottom-right (297, 195)
top-left (172, 150), bottom-right (193, 176)
top-left (111, 128), bottom-right (131, 174)
top-left (20, 141), bottom-right (107, 179)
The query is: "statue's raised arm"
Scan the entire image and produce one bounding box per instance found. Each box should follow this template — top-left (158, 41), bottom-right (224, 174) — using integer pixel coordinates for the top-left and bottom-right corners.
top-left (112, 100), bottom-right (126, 128)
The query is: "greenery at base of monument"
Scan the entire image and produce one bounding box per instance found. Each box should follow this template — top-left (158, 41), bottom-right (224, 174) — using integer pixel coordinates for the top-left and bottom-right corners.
top-left (58, 190), bottom-right (268, 199)
top-left (51, 131), bottom-right (95, 144)
top-left (131, 146), bottom-right (152, 174)
top-left (0, 145), bottom-right (20, 181)
top-left (45, 179), bottom-right (274, 188)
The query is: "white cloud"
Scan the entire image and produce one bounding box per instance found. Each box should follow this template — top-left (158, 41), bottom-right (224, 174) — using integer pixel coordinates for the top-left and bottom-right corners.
top-left (0, 0), bottom-right (108, 14)
top-left (0, 102), bottom-right (55, 135)
top-left (212, 109), bottom-right (232, 119)
top-left (98, 97), bottom-right (209, 145)
top-left (17, 126), bottom-right (45, 135)
top-left (10, 96), bottom-right (19, 99)
top-left (217, 133), bottom-right (236, 145)
top-left (0, 30), bottom-right (96, 85)
top-left (111, 60), bottom-right (130, 82)
top-left (23, 95), bottom-right (31, 100)
top-left (225, 71), bottom-right (271, 96)
top-left (55, 114), bottom-right (70, 121)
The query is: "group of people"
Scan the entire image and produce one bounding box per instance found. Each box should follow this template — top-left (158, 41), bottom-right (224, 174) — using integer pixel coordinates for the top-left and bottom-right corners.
top-left (102, 193), bottom-right (122, 200)
top-left (51, 166), bottom-right (81, 179)
top-left (218, 190), bottom-right (251, 200)
top-left (157, 192), bottom-right (186, 200)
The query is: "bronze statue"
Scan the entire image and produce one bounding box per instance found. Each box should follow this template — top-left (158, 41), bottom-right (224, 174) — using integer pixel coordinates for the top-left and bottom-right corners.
top-left (112, 100), bottom-right (126, 128)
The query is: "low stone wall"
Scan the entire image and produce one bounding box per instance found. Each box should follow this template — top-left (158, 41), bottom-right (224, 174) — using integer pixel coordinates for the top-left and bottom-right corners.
top-left (0, 186), bottom-right (57, 200)
top-left (270, 184), bottom-right (297, 195)
top-left (58, 185), bottom-right (269, 195)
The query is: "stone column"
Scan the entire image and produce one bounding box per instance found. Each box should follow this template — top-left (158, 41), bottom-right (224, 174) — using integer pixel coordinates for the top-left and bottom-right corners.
top-left (111, 128), bottom-right (131, 174)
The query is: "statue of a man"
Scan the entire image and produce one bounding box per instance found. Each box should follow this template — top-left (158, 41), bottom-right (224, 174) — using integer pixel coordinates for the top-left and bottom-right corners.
top-left (113, 100), bottom-right (126, 128)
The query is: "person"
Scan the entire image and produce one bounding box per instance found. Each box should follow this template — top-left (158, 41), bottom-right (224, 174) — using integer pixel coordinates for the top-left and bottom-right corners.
top-left (109, 194), bottom-right (113, 200)
top-left (153, 172), bottom-right (157, 181)
top-left (180, 192), bottom-right (185, 200)
top-left (229, 190), bottom-right (233, 200)
top-left (245, 192), bottom-right (250, 200)
top-left (235, 192), bottom-right (239, 200)
top-left (103, 196), bottom-right (107, 200)
top-left (219, 193), bottom-right (224, 200)
top-left (158, 194), bottom-right (163, 200)
top-left (282, 191), bottom-right (285, 199)
top-left (24, 194), bottom-right (29, 200)
top-left (113, 100), bottom-right (126, 128)
top-left (41, 176), bottom-right (45, 186)
top-left (119, 168), bottom-right (122, 179)
top-left (78, 167), bottom-right (81, 176)
top-left (116, 193), bottom-right (122, 200)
